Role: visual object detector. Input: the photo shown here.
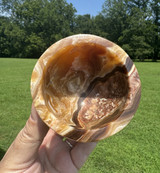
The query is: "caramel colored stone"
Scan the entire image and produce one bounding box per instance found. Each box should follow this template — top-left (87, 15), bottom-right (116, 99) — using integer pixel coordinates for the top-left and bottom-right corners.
top-left (31, 34), bottom-right (141, 142)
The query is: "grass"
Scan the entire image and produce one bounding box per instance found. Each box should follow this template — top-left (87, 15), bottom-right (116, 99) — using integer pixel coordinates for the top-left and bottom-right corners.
top-left (0, 58), bottom-right (37, 154)
top-left (0, 58), bottom-right (160, 172)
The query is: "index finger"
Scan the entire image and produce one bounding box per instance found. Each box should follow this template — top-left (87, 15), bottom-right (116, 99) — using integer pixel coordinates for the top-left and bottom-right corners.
top-left (70, 142), bottom-right (97, 170)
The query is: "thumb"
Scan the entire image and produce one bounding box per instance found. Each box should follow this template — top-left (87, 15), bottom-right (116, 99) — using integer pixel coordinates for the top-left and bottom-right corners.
top-left (0, 104), bottom-right (48, 169)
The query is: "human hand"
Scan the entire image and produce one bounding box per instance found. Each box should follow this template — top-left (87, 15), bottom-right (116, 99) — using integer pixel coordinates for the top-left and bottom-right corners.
top-left (0, 104), bottom-right (96, 173)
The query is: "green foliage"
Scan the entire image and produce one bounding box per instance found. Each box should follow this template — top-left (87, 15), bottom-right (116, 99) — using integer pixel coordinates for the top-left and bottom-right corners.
top-left (0, 16), bottom-right (11, 57)
top-left (0, 16), bottom-right (25, 57)
top-left (101, 0), bottom-right (159, 61)
top-left (93, 14), bottom-right (109, 38)
top-left (0, 0), bottom-right (76, 58)
top-left (73, 14), bottom-right (108, 38)
top-left (0, 0), bottom-right (159, 60)
top-left (24, 33), bottom-right (46, 58)
top-left (150, 0), bottom-right (160, 61)
top-left (102, 0), bottom-right (129, 42)
top-left (74, 14), bottom-right (93, 34)
top-left (118, 7), bottom-right (154, 60)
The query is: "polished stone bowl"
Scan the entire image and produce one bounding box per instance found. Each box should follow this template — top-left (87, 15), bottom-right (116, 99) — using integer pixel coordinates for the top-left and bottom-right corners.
top-left (31, 34), bottom-right (141, 142)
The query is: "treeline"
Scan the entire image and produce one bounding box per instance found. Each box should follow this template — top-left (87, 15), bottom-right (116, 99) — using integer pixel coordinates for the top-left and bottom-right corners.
top-left (0, 0), bottom-right (159, 61)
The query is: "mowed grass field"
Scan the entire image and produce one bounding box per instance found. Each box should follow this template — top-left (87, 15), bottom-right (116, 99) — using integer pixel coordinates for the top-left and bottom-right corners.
top-left (0, 58), bottom-right (160, 173)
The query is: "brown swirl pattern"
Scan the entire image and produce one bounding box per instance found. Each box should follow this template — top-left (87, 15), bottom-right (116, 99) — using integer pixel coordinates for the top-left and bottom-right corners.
top-left (31, 34), bottom-right (141, 142)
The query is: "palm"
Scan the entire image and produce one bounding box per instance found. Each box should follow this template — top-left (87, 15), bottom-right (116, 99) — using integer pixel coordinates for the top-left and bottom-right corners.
top-left (37, 130), bottom-right (78, 173)
top-left (24, 129), bottom-right (95, 173)
top-left (0, 106), bottom-right (96, 173)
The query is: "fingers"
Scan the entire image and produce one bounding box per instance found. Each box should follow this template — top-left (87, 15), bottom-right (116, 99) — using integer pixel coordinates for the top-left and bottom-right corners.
top-left (70, 142), bottom-right (97, 170)
top-left (42, 130), bottom-right (96, 171)
top-left (64, 138), bottom-right (77, 149)
top-left (41, 129), bottom-right (68, 162)
top-left (0, 104), bottom-right (48, 170)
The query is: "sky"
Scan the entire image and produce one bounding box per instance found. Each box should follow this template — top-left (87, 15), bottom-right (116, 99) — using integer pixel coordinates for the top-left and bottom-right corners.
top-left (66, 0), bottom-right (105, 16)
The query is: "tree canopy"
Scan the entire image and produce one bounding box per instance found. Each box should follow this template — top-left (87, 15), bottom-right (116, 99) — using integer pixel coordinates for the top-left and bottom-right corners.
top-left (0, 0), bottom-right (159, 61)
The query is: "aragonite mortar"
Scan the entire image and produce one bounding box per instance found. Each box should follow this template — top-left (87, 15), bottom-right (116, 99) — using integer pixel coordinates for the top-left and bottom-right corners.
top-left (31, 34), bottom-right (141, 142)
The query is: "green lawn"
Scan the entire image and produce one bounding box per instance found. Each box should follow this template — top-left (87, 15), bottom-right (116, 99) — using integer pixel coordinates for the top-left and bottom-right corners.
top-left (0, 58), bottom-right (160, 173)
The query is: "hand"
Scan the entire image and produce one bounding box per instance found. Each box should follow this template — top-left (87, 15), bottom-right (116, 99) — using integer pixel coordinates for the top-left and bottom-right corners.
top-left (0, 104), bottom-right (96, 173)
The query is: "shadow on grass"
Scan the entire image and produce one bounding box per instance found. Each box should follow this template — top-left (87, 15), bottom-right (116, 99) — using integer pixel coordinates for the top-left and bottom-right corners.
top-left (0, 148), bottom-right (6, 160)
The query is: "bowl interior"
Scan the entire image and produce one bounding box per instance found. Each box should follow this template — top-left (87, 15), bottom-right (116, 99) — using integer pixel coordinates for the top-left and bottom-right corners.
top-left (41, 42), bottom-right (129, 130)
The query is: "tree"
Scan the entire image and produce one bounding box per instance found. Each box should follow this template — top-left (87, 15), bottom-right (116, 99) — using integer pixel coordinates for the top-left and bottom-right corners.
top-left (119, 7), bottom-right (154, 60)
top-left (150, 0), bottom-right (160, 61)
top-left (101, 0), bottom-right (129, 43)
top-left (101, 0), bottom-right (155, 60)
top-left (0, 16), bottom-right (12, 57)
top-left (0, 0), bottom-right (18, 15)
top-left (93, 14), bottom-right (109, 38)
top-left (0, 15), bottom-right (26, 57)
top-left (0, 0), bottom-right (76, 58)
top-left (0, 0), bottom-right (159, 60)
top-left (73, 14), bottom-right (94, 34)
top-left (127, 0), bottom-right (149, 11)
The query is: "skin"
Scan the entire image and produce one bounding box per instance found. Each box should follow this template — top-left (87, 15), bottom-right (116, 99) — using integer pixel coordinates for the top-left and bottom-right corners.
top-left (0, 104), bottom-right (97, 173)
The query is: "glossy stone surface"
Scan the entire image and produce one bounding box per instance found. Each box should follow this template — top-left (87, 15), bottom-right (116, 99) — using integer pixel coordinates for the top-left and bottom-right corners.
top-left (31, 34), bottom-right (141, 142)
